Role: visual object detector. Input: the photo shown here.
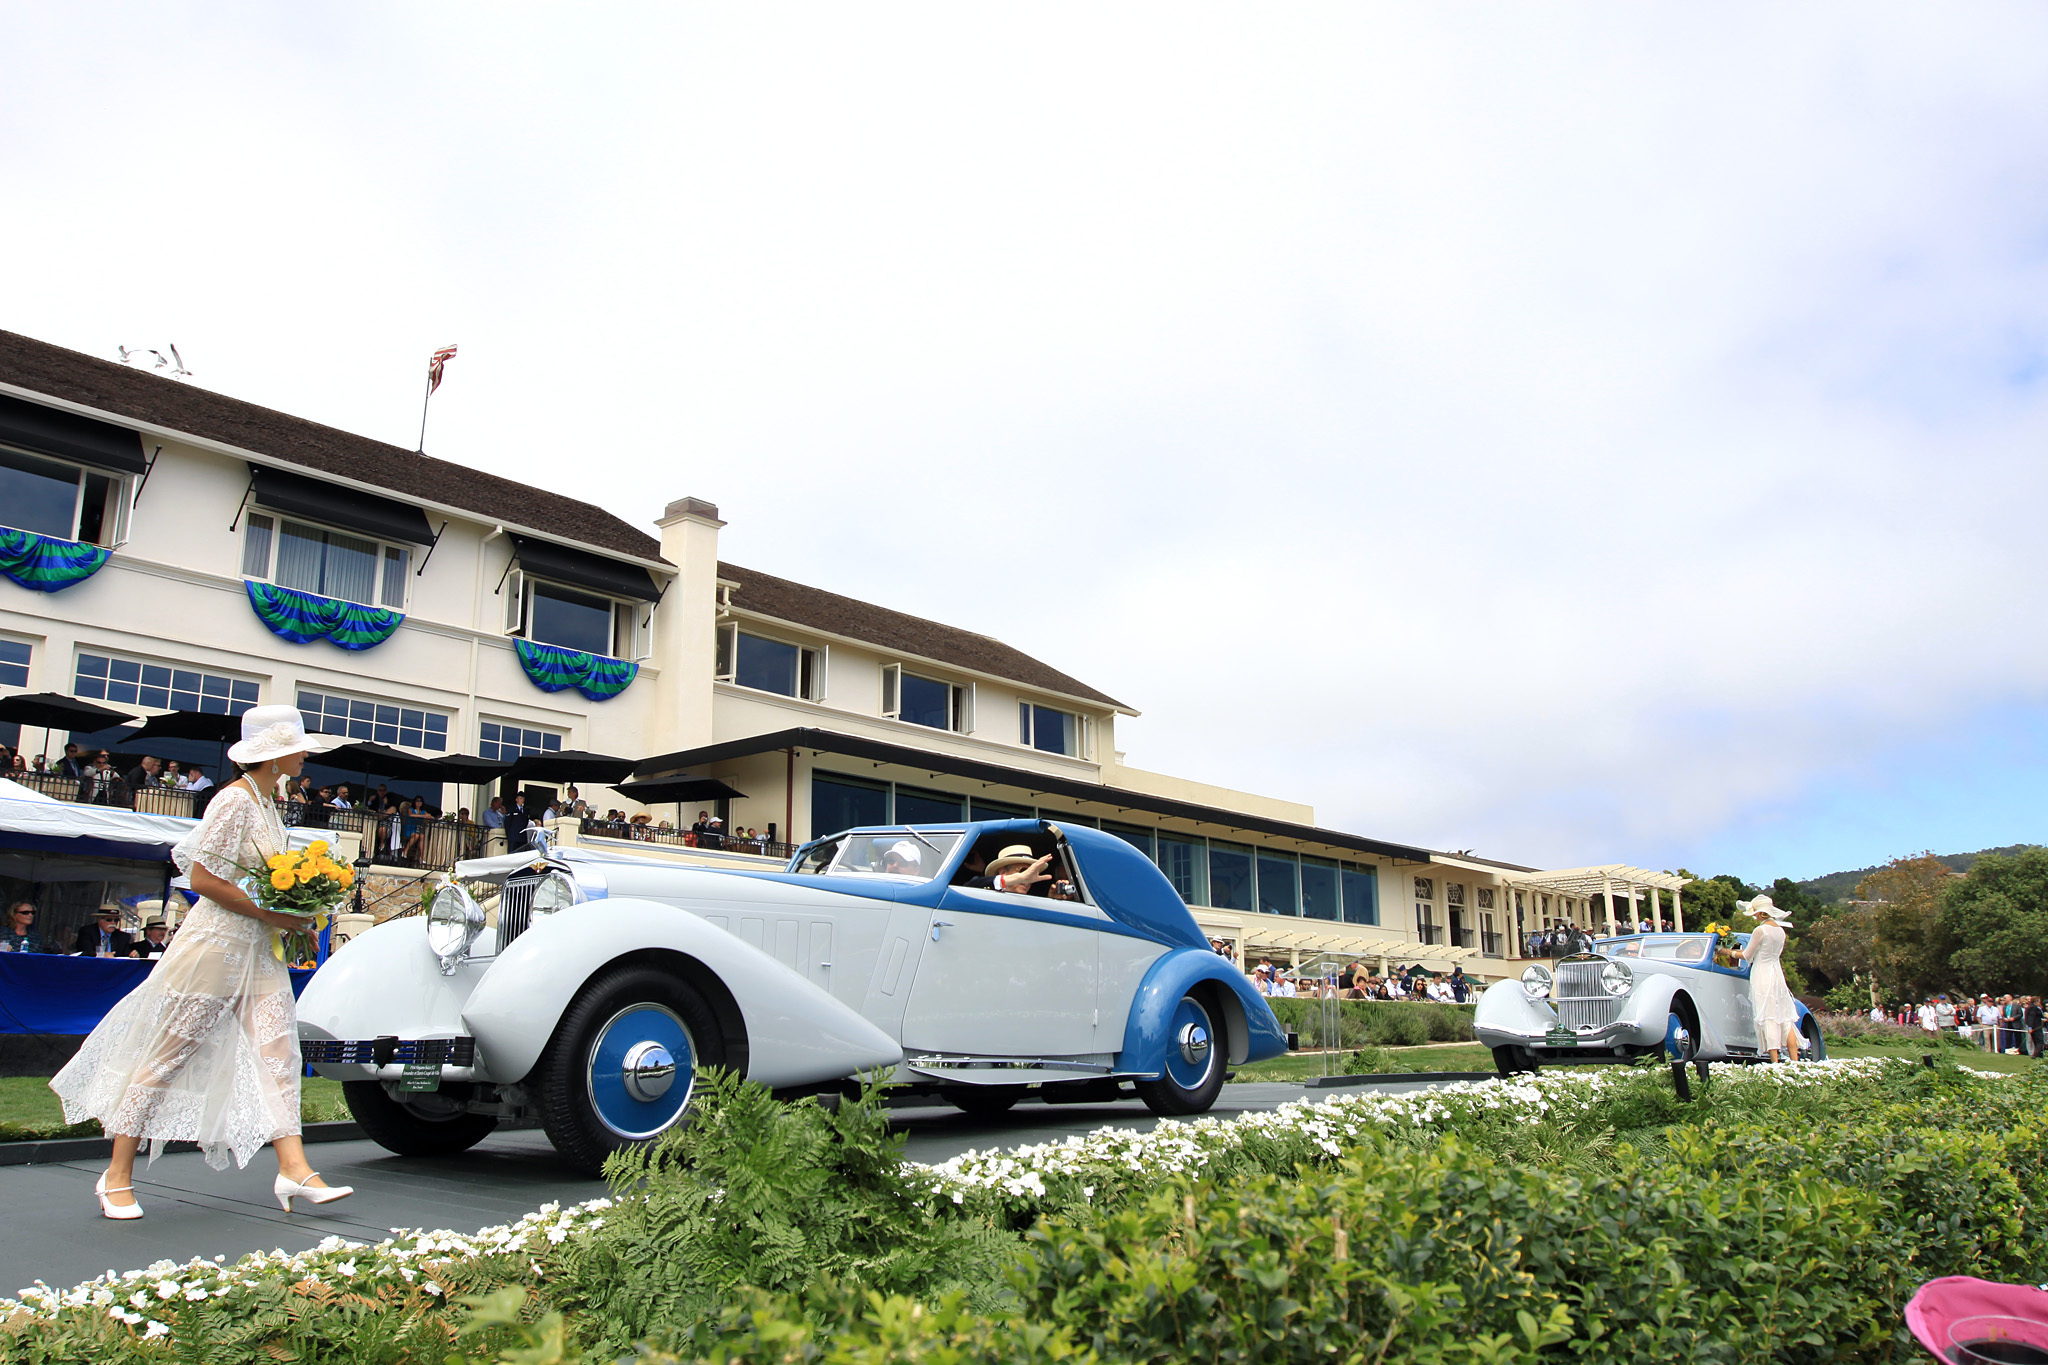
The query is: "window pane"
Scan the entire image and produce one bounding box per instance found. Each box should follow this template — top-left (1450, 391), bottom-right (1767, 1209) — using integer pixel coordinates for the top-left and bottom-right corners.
top-left (1104, 822), bottom-right (1155, 860)
top-left (530, 581), bottom-right (613, 654)
top-left (141, 664), bottom-right (172, 689)
top-left (542, 733), bottom-right (560, 750)
top-left (1019, 701), bottom-right (1031, 744)
top-left (1158, 834), bottom-right (1209, 904)
top-left (812, 772), bottom-right (888, 836)
top-left (898, 672), bottom-right (950, 730)
top-left (77, 654), bottom-right (109, 679)
top-left (322, 530), bottom-right (379, 606)
top-left (970, 798), bottom-right (1032, 822)
top-left (1030, 705), bottom-right (1073, 755)
top-left (382, 546), bottom-right (408, 608)
top-left (276, 521), bottom-right (326, 593)
top-left (894, 785), bottom-right (964, 824)
top-left (243, 515), bottom-right (273, 577)
top-left (1301, 857), bottom-right (1340, 921)
top-left (1342, 866), bottom-right (1379, 925)
top-left (0, 639), bottom-right (27, 688)
top-left (1207, 841), bottom-right (1253, 912)
top-left (735, 632), bottom-right (800, 696)
top-left (0, 448), bottom-right (81, 538)
top-left (1257, 853), bottom-right (1299, 916)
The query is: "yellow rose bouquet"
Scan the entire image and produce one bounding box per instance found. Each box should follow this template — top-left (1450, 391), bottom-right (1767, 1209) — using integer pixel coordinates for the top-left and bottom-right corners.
top-left (240, 839), bottom-right (355, 966)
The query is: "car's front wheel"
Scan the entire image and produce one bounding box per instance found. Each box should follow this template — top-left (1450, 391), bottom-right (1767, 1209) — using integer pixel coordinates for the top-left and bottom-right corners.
top-left (343, 1080), bottom-right (499, 1157)
top-left (533, 963), bottom-right (724, 1174)
top-left (1135, 992), bottom-right (1226, 1116)
top-left (1665, 1001), bottom-right (1699, 1062)
top-left (1798, 1013), bottom-right (1827, 1061)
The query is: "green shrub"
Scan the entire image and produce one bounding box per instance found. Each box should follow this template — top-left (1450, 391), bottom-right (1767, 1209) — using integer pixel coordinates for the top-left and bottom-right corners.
top-left (1264, 999), bottom-right (1475, 1049)
top-left (1365, 1006), bottom-right (1429, 1047)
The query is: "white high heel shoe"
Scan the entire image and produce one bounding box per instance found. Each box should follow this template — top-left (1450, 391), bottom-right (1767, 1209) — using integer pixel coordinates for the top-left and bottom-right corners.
top-left (274, 1171), bottom-right (353, 1211)
top-left (96, 1172), bottom-right (144, 1221)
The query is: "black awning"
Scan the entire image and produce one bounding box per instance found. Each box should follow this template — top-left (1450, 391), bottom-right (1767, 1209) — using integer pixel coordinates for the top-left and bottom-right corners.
top-left (250, 465), bottom-right (436, 545)
top-left (0, 393), bottom-right (147, 475)
top-left (512, 534), bottom-right (661, 602)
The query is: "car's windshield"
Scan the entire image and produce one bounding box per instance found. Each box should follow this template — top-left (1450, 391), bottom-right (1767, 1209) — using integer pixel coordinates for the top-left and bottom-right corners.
top-left (1642, 935), bottom-right (1711, 963)
top-left (814, 830), bottom-right (961, 881)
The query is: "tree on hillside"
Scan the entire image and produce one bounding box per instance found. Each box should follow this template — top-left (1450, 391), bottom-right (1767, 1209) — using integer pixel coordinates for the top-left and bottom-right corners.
top-left (1675, 871), bottom-right (1743, 926)
top-left (1853, 854), bottom-right (1953, 999)
top-left (1937, 849), bottom-right (2048, 996)
top-left (1798, 902), bottom-right (1880, 997)
top-left (1768, 877), bottom-right (1828, 932)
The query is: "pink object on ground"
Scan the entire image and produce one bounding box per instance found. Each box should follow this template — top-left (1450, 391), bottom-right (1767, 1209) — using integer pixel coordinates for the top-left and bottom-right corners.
top-left (1906, 1278), bottom-right (2048, 1361)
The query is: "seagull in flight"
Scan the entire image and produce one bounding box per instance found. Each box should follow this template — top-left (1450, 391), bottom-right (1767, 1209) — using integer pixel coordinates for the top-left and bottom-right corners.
top-left (117, 346), bottom-right (140, 364)
top-left (168, 344), bottom-right (191, 377)
top-left (148, 350), bottom-right (170, 369)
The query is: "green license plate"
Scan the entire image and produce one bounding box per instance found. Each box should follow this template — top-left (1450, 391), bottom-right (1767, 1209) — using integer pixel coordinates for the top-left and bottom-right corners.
top-left (398, 1061), bottom-right (442, 1093)
top-left (1544, 1028), bottom-right (1577, 1046)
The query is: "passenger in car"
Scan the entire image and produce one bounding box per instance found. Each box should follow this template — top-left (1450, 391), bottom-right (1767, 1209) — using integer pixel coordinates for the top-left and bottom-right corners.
top-left (879, 841), bottom-right (924, 877)
top-left (970, 844), bottom-right (1054, 894)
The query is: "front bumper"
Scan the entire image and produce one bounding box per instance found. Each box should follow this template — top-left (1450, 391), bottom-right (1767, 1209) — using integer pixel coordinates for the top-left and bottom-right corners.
top-left (300, 1033), bottom-right (483, 1083)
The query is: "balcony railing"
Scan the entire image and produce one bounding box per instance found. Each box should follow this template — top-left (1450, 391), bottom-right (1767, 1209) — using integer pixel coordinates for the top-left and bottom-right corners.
top-left (579, 818), bottom-right (794, 862)
top-left (7, 768), bottom-right (207, 816)
top-left (1414, 922), bottom-right (1443, 946)
top-left (1450, 927), bottom-right (1475, 950)
top-left (1481, 931), bottom-right (1504, 957)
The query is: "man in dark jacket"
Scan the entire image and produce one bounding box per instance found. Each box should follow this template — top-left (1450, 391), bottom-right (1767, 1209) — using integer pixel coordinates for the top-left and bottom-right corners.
top-left (73, 909), bottom-right (134, 957)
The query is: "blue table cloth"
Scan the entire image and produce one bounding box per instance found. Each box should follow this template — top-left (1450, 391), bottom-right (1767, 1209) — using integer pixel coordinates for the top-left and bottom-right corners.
top-left (0, 953), bottom-right (315, 1035)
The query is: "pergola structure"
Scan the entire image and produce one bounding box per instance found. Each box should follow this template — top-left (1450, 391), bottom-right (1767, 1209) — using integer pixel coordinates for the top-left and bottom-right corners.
top-left (1210, 921), bottom-right (1483, 978)
top-left (1509, 864), bottom-right (1688, 936)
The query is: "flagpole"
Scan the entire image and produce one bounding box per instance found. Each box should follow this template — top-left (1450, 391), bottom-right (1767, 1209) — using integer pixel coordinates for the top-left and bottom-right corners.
top-left (416, 369), bottom-right (433, 453)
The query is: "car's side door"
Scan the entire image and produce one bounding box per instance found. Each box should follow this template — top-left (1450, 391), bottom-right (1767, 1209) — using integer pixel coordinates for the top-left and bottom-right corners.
top-left (897, 886), bottom-right (1100, 1057)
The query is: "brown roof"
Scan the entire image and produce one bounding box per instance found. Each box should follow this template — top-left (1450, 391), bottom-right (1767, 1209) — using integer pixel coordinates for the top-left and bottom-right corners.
top-left (719, 561), bottom-right (1130, 711)
top-left (0, 329), bottom-right (666, 564)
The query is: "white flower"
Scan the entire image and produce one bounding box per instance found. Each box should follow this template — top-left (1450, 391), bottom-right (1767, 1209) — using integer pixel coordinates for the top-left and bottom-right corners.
top-left (142, 1320), bottom-right (170, 1340)
top-left (422, 1281), bottom-right (443, 1297)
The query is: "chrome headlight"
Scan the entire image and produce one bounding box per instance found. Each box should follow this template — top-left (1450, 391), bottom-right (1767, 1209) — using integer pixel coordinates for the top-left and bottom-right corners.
top-left (426, 882), bottom-right (485, 976)
top-left (530, 870), bottom-right (581, 918)
top-left (1520, 963), bottom-right (1552, 1000)
top-left (1600, 960), bottom-right (1633, 996)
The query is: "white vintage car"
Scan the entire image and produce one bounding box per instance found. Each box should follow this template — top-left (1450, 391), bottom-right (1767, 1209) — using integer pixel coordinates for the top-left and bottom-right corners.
top-left (296, 818), bottom-right (1287, 1171)
top-left (1472, 931), bottom-right (1827, 1075)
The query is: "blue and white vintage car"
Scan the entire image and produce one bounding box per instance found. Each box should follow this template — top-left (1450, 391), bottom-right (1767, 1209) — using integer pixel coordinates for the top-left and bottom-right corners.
top-left (297, 819), bottom-right (1286, 1170)
top-left (1473, 931), bottom-right (1826, 1076)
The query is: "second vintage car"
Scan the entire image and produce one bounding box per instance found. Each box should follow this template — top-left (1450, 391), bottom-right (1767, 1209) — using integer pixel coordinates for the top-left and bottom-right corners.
top-left (1473, 930), bottom-right (1827, 1075)
top-left (296, 818), bottom-right (1287, 1170)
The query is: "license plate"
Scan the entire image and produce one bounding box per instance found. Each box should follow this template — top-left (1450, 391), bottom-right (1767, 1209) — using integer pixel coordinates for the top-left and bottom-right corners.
top-left (398, 1061), bottom-right (442, 1093)
top-left (1544, 1027), bottom-right (1577, 1046)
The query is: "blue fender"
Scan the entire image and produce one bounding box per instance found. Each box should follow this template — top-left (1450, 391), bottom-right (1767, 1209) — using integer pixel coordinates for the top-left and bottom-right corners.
top-left (1115, 948), bottom-right (1287, 1076)
top-left (1794, 999), bottom-right (1827, 1059)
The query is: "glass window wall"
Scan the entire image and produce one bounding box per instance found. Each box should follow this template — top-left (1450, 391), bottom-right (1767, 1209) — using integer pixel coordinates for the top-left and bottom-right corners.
top-left (894, 785), bottom-right (965, 824)
top-left (1157, 833), bottom-right (1208, 905)
top-left (811, 772), bottom-right (889, 836)
top-left (1104, 822), bottom-right (1154, 859)
top-left (1301, 856), bottom-right (1340, 920)
top-left (0, 448), bottom-right (84, 538)
top-left (1256, 852), bottom-right (1299, 916)
top-left (1208, 841), bottom-right (1253, 912)
top-left (898, 672), bottom-right (951, 730)
top-left (529, 580), bottom-right (614, 655)
top-left (76, 653), bottom-right (259, 715)
top-left (1341, 864), bottom-right (1378, 924)
top-left (0, 639), bottom-right (27, 689)
top-left (734, 632), bottom-right (801, 696)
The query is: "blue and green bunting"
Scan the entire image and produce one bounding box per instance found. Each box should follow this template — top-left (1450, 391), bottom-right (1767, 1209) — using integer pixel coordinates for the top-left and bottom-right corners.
top-left (245, 581), bottom-right (404, 651)
top-left (0, 527), bottom-right (109, 593)
top-left (514, 637), bottom-right (638, 701)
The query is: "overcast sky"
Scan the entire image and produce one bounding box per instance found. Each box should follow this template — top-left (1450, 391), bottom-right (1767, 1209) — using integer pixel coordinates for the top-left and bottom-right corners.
top-left (6, 5), bottom-right (2046, 883)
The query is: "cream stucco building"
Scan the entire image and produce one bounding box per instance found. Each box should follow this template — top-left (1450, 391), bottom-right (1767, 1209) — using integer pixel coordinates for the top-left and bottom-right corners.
top-left (0, 329), bottom-right (1685, 980)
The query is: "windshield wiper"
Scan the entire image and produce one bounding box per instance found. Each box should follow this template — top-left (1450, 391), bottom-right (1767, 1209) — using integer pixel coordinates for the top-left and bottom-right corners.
top-left (900, 827), bottom-right (944, 856)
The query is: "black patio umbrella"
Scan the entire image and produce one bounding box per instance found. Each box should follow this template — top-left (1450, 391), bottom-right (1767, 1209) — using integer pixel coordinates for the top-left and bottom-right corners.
top-left (503, 750), bottom-right (637, 785)
top-left (430, 753), bottom-right (513, 783)
top-left (122, 709), bottom-right (244, 743)
top-left (0, 692), bottom-right (137, 731)
top-left (615, 776), bottom-right (748, 805)
top-left (331, 741), bottom-right (447, 785)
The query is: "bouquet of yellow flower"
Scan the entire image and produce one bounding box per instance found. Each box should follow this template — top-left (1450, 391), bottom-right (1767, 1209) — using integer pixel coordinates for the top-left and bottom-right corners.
top-left (1701, 922), bottom-right (1741, 968)
top-left (242, 839), bottom-right (354, 965)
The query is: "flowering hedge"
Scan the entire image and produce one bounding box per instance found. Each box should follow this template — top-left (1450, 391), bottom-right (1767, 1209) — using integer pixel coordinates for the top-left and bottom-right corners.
top-left (4, 1057), bottom-right (2039, 1364)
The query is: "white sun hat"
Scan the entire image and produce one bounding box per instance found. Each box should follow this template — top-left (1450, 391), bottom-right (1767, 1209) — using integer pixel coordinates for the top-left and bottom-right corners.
top-left (226, 704), bottom-right (347, 765)
top-left (1747, 895), bottom-right (1793, 926)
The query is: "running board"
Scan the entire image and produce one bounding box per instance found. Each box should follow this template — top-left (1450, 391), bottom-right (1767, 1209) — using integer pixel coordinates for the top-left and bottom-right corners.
top-left (905, 1055), bottom-right (1138, 1085)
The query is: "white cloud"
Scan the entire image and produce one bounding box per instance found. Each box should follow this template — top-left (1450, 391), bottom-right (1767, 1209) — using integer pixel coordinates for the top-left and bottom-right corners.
top-left (5, 4), bottom-right (2047, 878)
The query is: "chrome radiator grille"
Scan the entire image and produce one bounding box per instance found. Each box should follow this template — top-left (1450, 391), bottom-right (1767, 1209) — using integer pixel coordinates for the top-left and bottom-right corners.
top-left (493, 876), bottom-right (540, 952)
top-left (1553, 960), bottom-right (1622, 1032)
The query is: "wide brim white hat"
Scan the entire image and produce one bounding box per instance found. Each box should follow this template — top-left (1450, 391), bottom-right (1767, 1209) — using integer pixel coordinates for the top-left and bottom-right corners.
top-left (226, 705), bottom-right (347, 765)
top-left (1748, 895), bottom-right (1793, 925)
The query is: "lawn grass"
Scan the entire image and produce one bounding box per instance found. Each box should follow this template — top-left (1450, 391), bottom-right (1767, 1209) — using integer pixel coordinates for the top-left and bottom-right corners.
top-left (0, 1075), bottom-right (350, 1140)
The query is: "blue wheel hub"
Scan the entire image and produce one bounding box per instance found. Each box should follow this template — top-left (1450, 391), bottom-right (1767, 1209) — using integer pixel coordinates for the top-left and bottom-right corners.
top-left (1664, 1011), bottom-right (1693, 1061)
top-left (1164, 996), bottom-right (1217, 1090)
top-left (587, 1004), bottom-right (695, 1139)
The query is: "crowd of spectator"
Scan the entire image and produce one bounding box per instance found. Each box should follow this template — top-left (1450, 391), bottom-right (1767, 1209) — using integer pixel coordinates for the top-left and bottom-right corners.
top-left (1232, 950), bottom-right (1474, 1004)
top-left (1, 741), bottom-right (217, 808)
top-left (1888, 994), bottom-right (2046, 1056)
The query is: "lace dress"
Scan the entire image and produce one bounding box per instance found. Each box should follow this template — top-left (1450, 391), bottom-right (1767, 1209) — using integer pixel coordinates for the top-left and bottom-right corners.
top-left (50, 783), bottom-right (301, 1169)
top-left (1747, 922), bottom-right (1800, 1051)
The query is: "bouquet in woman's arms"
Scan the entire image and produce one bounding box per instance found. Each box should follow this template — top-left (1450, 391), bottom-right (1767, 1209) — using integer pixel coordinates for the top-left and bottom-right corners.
top-left (241, 839), bottom-right (355, 965)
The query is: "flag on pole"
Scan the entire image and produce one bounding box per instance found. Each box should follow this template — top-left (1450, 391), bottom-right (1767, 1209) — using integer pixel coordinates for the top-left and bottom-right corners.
top-left (427, 344), bottom-right (459, 393)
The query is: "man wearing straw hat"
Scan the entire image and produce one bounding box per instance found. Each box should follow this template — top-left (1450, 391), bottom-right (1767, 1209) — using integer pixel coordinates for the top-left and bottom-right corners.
top-left (972, 844), bottom-right (1056, 894)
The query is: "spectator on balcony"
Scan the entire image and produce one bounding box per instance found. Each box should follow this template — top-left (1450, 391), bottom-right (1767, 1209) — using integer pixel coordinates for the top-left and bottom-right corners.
top-left (1450, 965), bottom-right (1470, 1003)
top-left (58, 743), bottom-right (86, 779)
top-left (79, 752), bottom-right (123, 805)
top-left (331, 784), bottom-right (353, 810)
top-left (183, 766), bottom-right (214, 794)
top-left (504, 792), bottom-right (531, 850)
top-left (31, 754), bottom-right (49, 773)
top-left (483, 797), bottom-right (505, 831)
top-left (121, 755), bottom-right (162, 795)
top-left (1, 900), bottom-right (48, 954)
top-left (10, 749), bottom-right (27, 774)
top-left (400, 801), bottom-right (430, 864)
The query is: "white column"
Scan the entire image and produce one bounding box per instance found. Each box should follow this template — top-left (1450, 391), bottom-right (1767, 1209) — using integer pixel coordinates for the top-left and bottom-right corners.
top-left (1672, 884), bottom-right (1684, 933)
top-left (1601, 877), bottom-right (1617, 936)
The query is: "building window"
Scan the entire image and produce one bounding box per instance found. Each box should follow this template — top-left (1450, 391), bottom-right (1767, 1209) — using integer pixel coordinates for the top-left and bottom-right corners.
top-left (479, 721), bottom-right (563, 763)
top-left (1340, 863), bottom-right (1378, 925)
top-left (0, 447), bottom-right (128, 546)
top-left (243, 513), bottom-right (409, 610)
top-left (0, 639), bottom-right (28, 689)
top-left (881, 664), bottom-right (971, 734)
top-left (1207, 841), bottom-right (1254, 913)
top-left (75, 653), bottom-right (258, 714)
top-left (1301, 856), bottom-right (1340, 921)
top-left (971, 798), bottom-right (1033, 822)
top-left (505, 571), bottom-right (649, 660)
top-left (1257, 851), bottom-right (1299, 916)
top-left (1018, 702), bottom-right (1088, 757)
top-left (1158, 833), bottom-right (1209, 905)
top-left (1104, 822), bottom-right (1155, 860)
top-left (894, 785), bottom-right (965, 824)
top-left (297, 688), bottom-right (447, 751)
top-left (811, 771), bottom-right (889, 836)
top-left (715, 625), bottom-right (824, 701)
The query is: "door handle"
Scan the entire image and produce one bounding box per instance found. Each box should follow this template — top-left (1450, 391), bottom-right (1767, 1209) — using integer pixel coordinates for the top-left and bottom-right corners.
top-left (930, 919), bottom-right (954, 942)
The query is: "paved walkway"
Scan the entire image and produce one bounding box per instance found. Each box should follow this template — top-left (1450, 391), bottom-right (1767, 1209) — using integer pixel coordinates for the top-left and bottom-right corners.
top-left (1, 1078), bottom-right (1450, 1296)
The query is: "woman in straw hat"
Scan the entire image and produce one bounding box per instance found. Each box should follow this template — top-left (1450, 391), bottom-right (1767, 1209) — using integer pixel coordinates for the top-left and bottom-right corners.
top-left (51, 706), bottom-right (355, 1218)
top-left (1739, 895), bottom-right (1801, 1062)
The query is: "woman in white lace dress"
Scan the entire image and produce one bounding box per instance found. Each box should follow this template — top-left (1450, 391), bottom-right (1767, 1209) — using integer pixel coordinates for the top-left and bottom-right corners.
top-left (51, 706), bottom-right (354, 1219)
top-left (1740, 896), bottom-right (1802, 1062)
